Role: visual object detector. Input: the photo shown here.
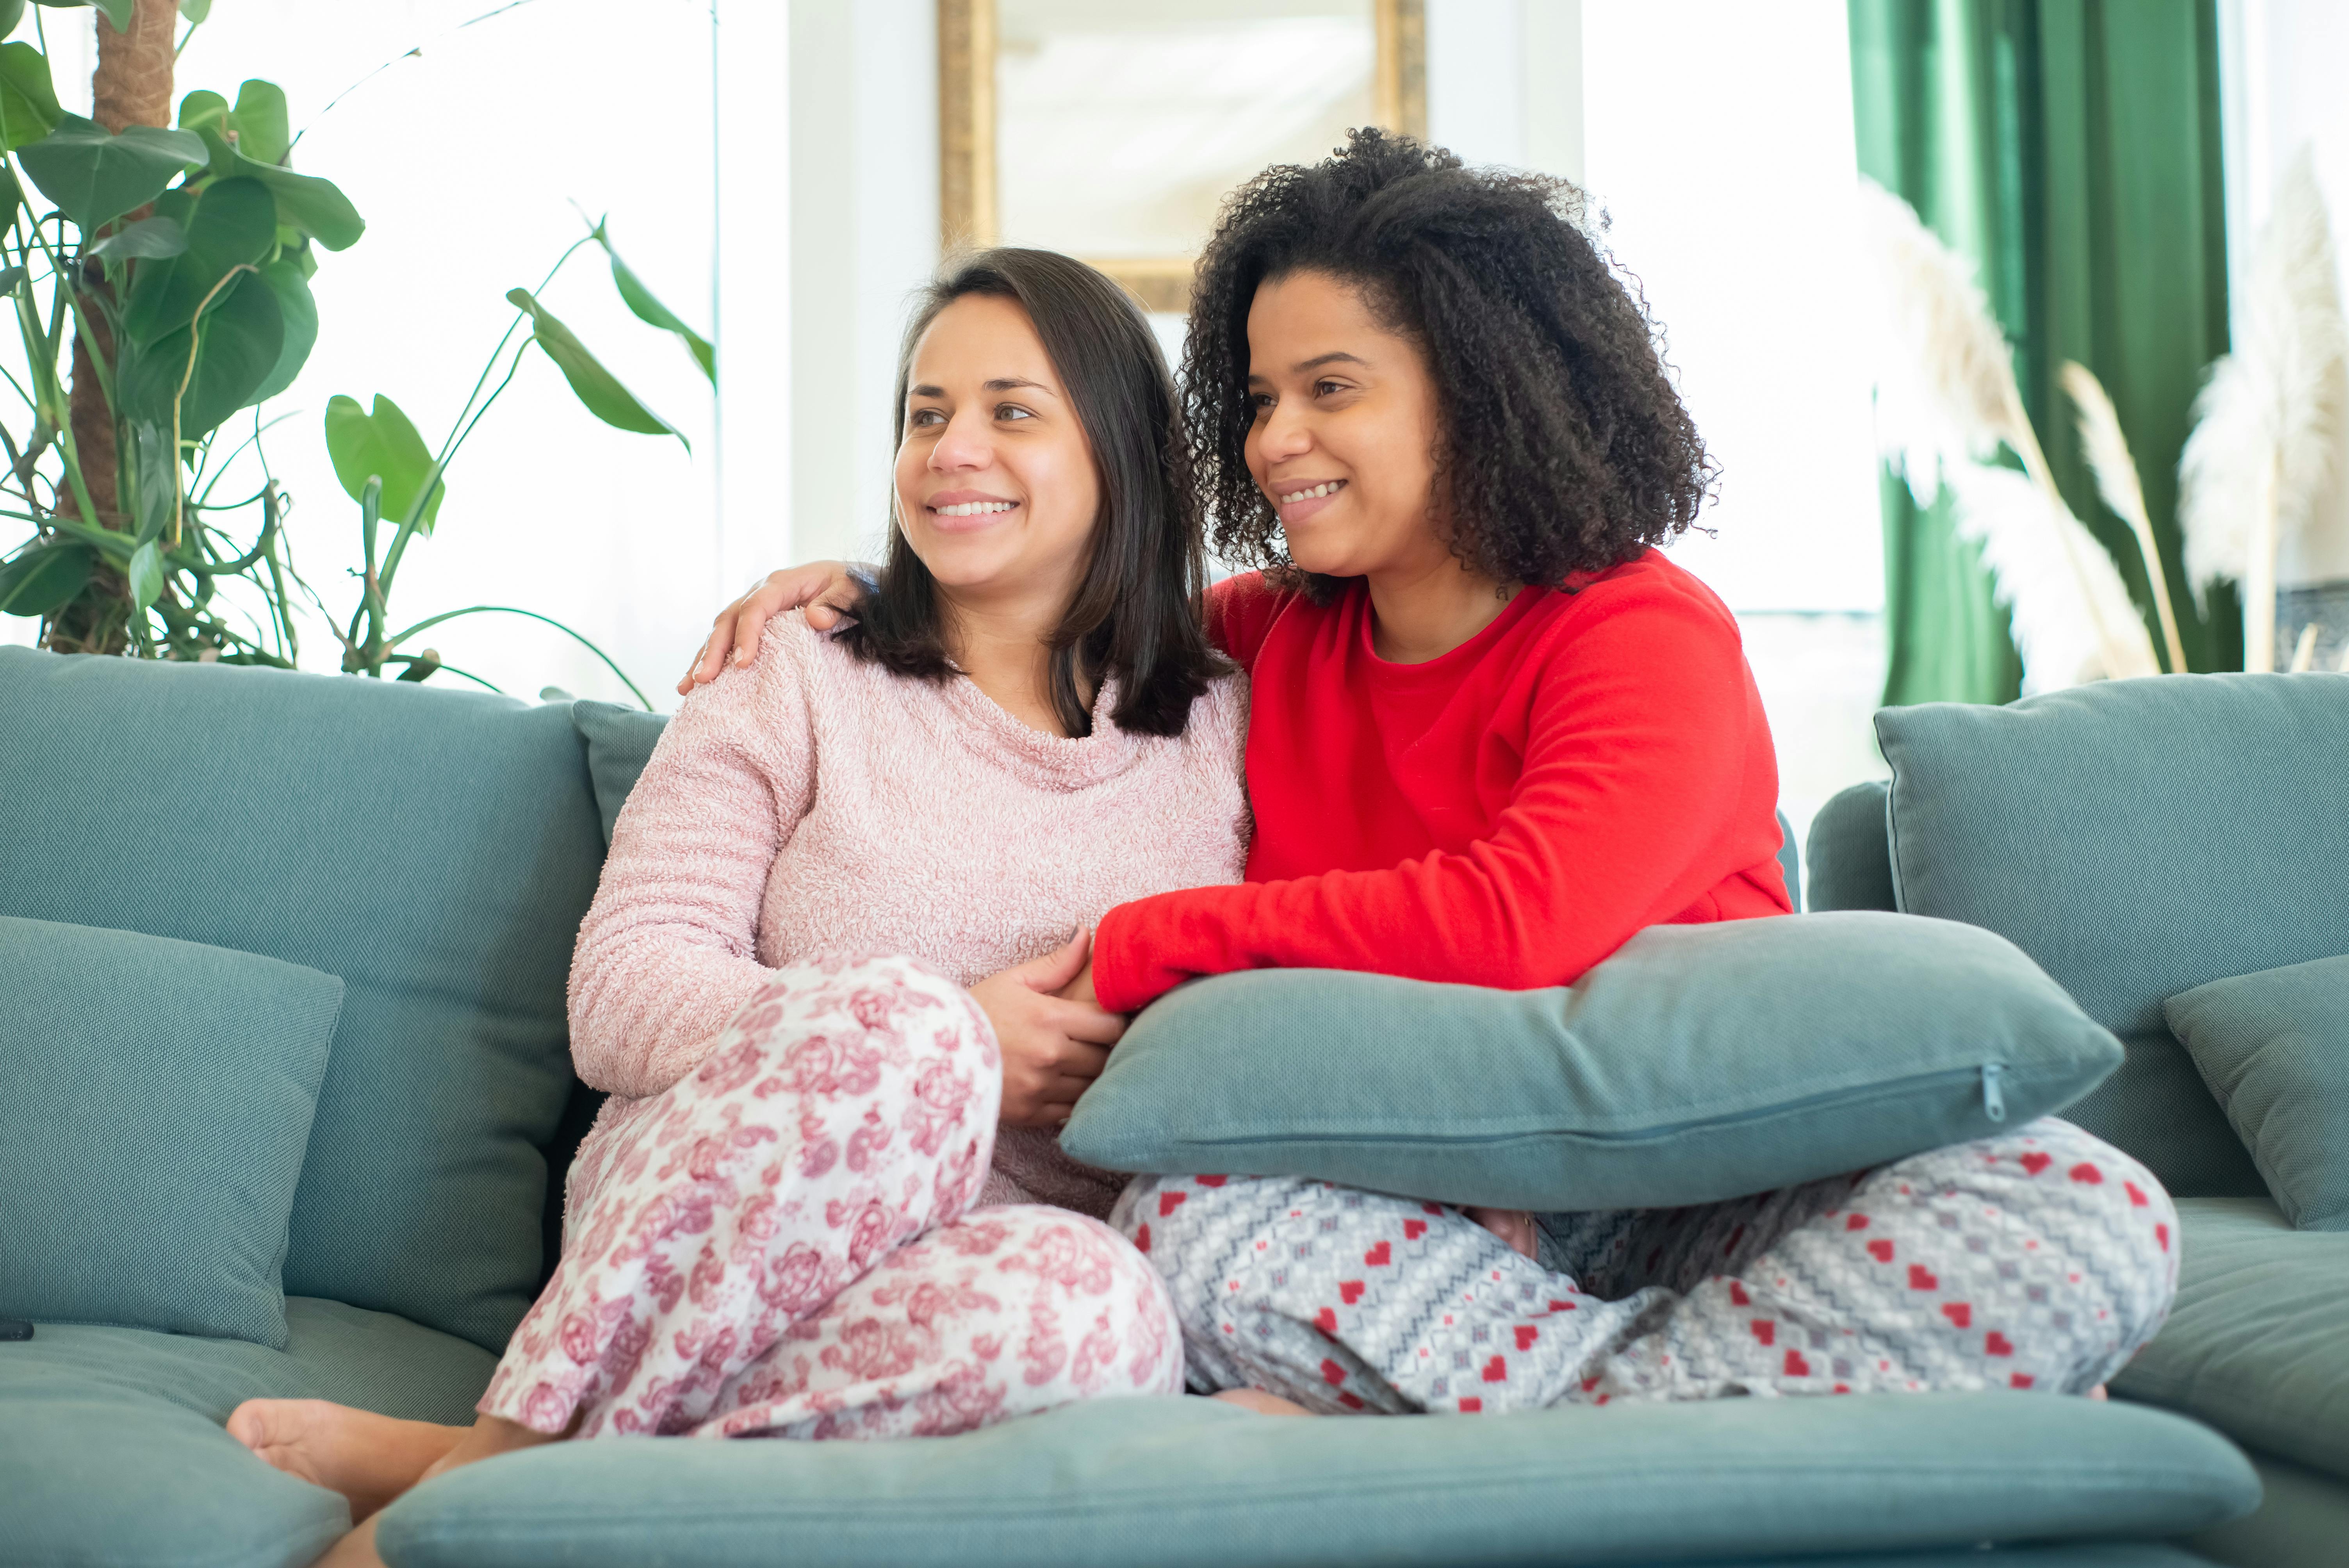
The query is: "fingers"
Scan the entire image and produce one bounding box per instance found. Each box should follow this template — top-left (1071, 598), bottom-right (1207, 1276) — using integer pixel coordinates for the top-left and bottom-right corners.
top-left (1013, 928), bottom-right (1093, 994)
top-left (1045, 1001), bottom-right (1125, 1047)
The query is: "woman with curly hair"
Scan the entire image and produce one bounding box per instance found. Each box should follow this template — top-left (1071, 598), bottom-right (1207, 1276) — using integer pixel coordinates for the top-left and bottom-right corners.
top-left (690, 131), bottom-right (2177, 1419)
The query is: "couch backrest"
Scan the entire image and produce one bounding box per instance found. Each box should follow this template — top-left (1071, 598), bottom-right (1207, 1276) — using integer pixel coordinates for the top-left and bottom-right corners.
top-left (1865, 674), bottom-right (2349, 1198)
top-left (0, 649), bottom-right (604, 1351)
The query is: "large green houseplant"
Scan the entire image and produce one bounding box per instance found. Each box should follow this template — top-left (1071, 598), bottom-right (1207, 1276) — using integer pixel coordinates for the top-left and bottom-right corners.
top-left (0, 0), bottom-right (703, 704)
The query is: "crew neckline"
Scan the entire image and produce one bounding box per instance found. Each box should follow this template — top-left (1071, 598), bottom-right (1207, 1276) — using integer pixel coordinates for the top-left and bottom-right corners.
top-left (1351, 580), bottom-right (1548, 676)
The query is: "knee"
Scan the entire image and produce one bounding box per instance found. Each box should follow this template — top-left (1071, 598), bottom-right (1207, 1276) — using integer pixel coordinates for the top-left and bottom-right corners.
top-left (946, 1205), bottom-right (1185, 1396)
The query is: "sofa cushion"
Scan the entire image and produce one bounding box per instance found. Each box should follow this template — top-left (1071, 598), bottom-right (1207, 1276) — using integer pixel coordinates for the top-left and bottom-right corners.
top-left (1062, 912), bottom-right (2120, 1210)
top-left (0, 1296), bottom-right (496, 1568)
top-left (0, 649), bottom-right (605, 1352)
top-left (1805, 779), bottom-right (1897, 913)
top-left (2186, 1449), bottom-right (2349, 1568)
top-left (0, 917), bottom-right (342, 1348)
top-left (376, 1390), bottom-right (2252, 1568)
top-left (572, 698), bottom-right (668, 847)
top-left (1875, 675), bottom-right (2349, 1198)
top-left (2165, 955), bottom-right (2349, 1229)
top-left (2111, 1195), bottom-right (2349, 1483)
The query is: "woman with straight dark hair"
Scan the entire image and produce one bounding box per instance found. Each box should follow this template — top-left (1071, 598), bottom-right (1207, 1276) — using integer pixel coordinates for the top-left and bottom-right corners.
top-left (226, 249), bottom-right (1246, 1566)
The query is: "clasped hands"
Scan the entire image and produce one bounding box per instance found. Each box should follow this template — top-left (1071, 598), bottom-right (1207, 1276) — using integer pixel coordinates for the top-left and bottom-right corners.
top-left (970, 929), bottom-right (1120, 1129)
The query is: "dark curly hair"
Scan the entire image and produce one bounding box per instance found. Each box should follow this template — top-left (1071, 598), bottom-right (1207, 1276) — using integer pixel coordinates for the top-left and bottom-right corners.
top-left (1183, 128), bottom-right (1715, 593)
top-left (836, 248), bottom-right (1223, 738)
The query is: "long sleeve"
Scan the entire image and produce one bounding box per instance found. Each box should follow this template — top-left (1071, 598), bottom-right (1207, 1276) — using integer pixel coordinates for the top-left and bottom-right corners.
top-left (566, 634), bottom-right (817, 1098)
top-left (1091, 582), bottom-right (1781, 1011)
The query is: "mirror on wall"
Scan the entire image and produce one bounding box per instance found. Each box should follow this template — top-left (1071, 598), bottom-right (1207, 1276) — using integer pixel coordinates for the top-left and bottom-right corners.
top-left (939, 0), bottom-right (1427, 311)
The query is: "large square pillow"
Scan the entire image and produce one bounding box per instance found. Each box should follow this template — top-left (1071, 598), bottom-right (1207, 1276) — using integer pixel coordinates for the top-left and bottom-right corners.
top-left (1062, 911), bottom-right (2122, 1210)
top-left (1874, 674), bottom-right (2349, 1199)
top-left (2164, 955), bottom-right (2349, 1230)
top-left (0, 916), bottom-right (343, 1346)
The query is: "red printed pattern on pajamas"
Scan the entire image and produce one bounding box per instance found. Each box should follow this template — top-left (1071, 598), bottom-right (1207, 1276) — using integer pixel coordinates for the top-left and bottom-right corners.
top-left (1115, 1118), bottom-right (2177, 1415)
top-left (478, 955), bottom-right (1182, 1439)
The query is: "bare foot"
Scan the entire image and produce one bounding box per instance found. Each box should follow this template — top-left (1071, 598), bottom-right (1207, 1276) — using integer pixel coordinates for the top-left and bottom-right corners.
top-left (2089, 1384), bottom-right (2108, 1401)
top-left (1212, 1388), bottom-right (1315, 1417)
top-left (226, 1400), bottom-right (465, 1523)
top-left (1467, 1206), bottom-right (1540, 1260)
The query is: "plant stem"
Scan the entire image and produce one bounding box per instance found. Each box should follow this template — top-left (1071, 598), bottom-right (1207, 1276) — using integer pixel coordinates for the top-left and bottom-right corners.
top-left (383, 603), bottom-right (652, 709)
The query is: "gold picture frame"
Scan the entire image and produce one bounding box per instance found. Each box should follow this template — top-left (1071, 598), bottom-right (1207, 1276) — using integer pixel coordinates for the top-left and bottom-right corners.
top-left (938, 0), bottom-right (1426, 313)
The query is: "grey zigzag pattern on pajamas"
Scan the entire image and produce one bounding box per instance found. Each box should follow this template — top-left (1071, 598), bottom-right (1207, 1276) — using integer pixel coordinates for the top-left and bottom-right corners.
top-left (1112, 1117), bottom-right (2178, 1416)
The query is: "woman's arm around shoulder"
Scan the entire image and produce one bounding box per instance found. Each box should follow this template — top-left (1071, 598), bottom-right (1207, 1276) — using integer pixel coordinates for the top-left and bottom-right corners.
top-left (1204, 570), bottom-right (1294, 673)
top-left (570, 615), bottom-right (824, 1098)
top-left (1092, 568), bottom-right (1783, 1010)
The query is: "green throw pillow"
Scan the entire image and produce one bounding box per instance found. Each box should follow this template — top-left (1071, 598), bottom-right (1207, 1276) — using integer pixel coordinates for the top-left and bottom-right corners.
top-left (571, 699), bottom-right (669, 848)
top-left (0, 916), bottom-right (343, 1347)
top-left (2164, 955), bottom-right (2349, 1230)
top-left (1063, 912), bottom-right (2123, 1210)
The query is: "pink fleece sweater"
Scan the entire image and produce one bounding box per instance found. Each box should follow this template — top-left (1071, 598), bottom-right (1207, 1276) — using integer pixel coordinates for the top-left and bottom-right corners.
top-left (567, 612), bottom-right (1251, 1218)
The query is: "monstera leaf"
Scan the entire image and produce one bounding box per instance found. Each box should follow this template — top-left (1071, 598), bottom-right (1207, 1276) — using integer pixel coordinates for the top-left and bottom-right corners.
top-left (17, 114), bottom-right (205, 228)
top-left (324, 394), bottom-right (444, 533)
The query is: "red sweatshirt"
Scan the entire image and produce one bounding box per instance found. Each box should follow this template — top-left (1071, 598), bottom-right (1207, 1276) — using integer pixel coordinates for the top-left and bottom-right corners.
top-left (1090, 552), bottom-right (1791, 1012)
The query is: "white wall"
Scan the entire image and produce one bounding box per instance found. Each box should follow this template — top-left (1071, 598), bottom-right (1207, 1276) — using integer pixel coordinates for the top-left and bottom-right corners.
top-left (2223, 0), bottom-right (2349, 588)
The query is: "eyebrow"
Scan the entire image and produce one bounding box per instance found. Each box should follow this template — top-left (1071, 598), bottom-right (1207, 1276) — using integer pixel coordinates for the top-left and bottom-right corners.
top-left (1246, 351), bottom-right (1372, 384)
top-left (908, 377), bottom-right (1059, 398)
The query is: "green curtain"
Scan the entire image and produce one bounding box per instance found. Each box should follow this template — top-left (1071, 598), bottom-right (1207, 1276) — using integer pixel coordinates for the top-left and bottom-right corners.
top-left (1850, 0), bottom-right (2238, 706)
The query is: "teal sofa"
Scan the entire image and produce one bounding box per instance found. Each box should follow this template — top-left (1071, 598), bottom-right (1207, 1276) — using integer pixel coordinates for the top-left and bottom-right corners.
top-left (0, 646), bottom-right (2283, 1567)
top-left (1805, 674), bottom-right (2349, 1568)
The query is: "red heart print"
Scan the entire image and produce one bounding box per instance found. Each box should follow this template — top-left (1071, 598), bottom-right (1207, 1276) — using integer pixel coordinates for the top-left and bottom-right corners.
top-left (1134, 1224), bottom-right (1151, 1254)
top-left (1337, 1391), bottom-right (1365, 1409)
top-left (1845, 1213), bottom-right (1870, 1231)
top-left (1867, 1240), bottom-right (1895, 1263)
top-left (1784, 1350), bottom-right (1812, 1376)
top-left (1515, 1324), bottom-right (1540, 1351)
top-left (1481, 1356), bottom-right (1508, 1382)
top-left (1941, 1302), bottom-right (1972, 1329)
top-left (2125, 1180), bottom-right (2149, 1207)
top-left (1985, 1332), bottom-right (2014, 1356)
top-left (2010, 1372), bottom-right (2034, 1389)
top-left (1314, 1308), bottom-right (1338, 1335)
top-left (1196, 1174), bottom-right (1228, 1187)
top-left (1404, 1220), bottom-right (1428, 1240)
top-left (1549, 1299), bottom-right (1577, 1311)
top-left (1729, 1281), bottom-right (1752, 1306)
top-left (2019, 1153), bottom-right (2052, 1175)
top-left (1459, 1397), bottom-right (1483, 1413)
top-left (1340, 1280), bottom-right (1365, 1304)
top-left (2069, 1162), bottom-right (2103, 1185)
top-left (1321, 1358), bottom-right (1348, 1385)
top-left (1580, 1375), bottom-right (1602, 1393)
top-left (1423, 1202), bottom-right (1445, 1215)
top-left (1750, 1320), bottom-right (1776, 1346)
top-left (1832, 1382), bottom-right (1851, 1394)
top-left (2156, 1223), bottom-right (2170, 1252)
top-left (1365, 1242), bottom-right (1392, 1267)
top-left (1908, 1265), bottom-right (1939, 1291)
top-left (1158, 1191), bottom-right (1186, 1217)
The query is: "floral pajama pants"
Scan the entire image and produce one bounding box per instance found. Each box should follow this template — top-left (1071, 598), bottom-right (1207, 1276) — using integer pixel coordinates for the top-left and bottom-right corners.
top-left (477, 956), bottom-right (1184, 1440)
top-left (1115, 1118), bottom-right (2178, 1415)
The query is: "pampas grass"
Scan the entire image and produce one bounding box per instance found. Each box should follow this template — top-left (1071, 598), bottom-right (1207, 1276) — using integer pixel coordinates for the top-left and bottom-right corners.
top-left (2060, 362), bottom-right (2189, 673)
top-left (1860, 179), bottom-right (2161, 687)
top-left (2178, 148), bottom-right (2349, 671)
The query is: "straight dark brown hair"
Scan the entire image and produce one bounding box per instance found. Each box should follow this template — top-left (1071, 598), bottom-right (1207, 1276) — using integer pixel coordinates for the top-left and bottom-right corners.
top-left (834, 248), bottom-right (1224, 738)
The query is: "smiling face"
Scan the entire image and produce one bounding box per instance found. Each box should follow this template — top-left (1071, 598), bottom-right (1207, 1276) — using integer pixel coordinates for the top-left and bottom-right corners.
top-left (895, 293), bottom-right (1101, 615)
top-left (1243, 269), bottom-right (1447, 582)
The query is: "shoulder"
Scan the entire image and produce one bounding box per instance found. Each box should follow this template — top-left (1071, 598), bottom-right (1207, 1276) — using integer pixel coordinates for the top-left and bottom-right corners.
top-left (674, 609), bottom-right (838, 734)
top-left (1205, 570), bottom-right (1306, 670)
top-left (1526, 551), bottom-right (1745, 668)
top-left (1183, 667), bottom-right (1252, 753)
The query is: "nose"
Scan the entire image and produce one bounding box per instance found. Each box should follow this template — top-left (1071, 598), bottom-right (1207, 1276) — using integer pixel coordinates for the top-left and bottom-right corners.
top-left (930, 407), bottom-right (993, 472)
top-left (1256, 395), bottom-right (1313, 462)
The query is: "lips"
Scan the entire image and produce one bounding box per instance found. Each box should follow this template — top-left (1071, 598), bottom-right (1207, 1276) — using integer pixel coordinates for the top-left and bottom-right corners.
top-left (1270, 477), bottom-right (1346, 526)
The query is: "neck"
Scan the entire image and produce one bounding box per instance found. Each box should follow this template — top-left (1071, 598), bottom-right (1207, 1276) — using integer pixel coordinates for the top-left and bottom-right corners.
top-left (936, 581), bottom-right (1084, 734)
top-left (1362, 554), bottom-right (1517, 664)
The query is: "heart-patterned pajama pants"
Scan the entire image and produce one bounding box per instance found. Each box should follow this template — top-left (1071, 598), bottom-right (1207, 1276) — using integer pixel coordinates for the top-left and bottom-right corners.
top-left (1112, 1117), bottom-right (2177, 1415)
top-left (477, 955), bottom-right (1184, 1440)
